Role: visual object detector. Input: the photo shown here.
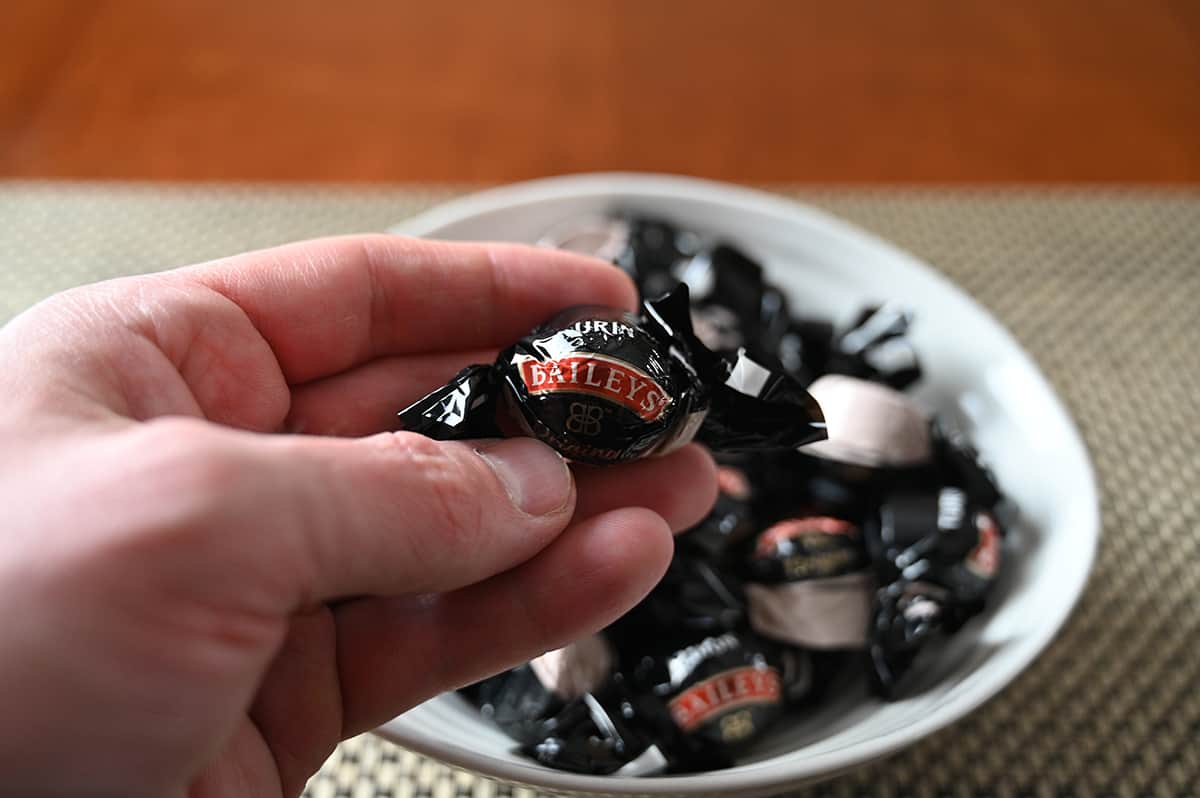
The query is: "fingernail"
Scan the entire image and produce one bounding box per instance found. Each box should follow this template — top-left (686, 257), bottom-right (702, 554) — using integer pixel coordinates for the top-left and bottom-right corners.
top-left (476, 438), bottom-right (573, 516)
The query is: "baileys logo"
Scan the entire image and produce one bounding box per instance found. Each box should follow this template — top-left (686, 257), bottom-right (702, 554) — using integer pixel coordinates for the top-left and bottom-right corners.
top-left (516, 353), bottom-right (673, 422)
top-left (668, 666), bottom-right (782, 732)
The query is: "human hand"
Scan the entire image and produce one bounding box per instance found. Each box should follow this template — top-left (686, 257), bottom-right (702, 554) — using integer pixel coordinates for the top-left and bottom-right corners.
top-left (0, 236), bottom-right (717, 798)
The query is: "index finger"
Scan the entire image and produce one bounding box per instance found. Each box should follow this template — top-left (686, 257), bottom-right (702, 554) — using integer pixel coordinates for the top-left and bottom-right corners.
top-left (180, 235), bottom-right (638, 384)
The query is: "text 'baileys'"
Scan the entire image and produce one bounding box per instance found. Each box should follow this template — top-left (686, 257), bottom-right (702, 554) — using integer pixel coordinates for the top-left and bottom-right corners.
top-left (668, 666), bottom-right (782, 733)
top-left (515, 352), bottom-right (673, 422)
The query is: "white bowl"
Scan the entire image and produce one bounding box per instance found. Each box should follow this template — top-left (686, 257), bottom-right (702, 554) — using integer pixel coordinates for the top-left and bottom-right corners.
top-left (379, 174), bottom-right (1099, 796)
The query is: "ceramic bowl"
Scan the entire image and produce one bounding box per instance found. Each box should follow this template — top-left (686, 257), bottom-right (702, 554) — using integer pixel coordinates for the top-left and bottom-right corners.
top-left (378, 174), bottom-right (1099, 796)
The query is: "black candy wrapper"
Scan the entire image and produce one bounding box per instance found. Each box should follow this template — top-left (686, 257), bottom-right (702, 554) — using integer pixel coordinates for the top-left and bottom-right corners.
top-left (521, 676), bottom-right (666, 776)
top-left (609, 217), bottom-right (921, 389)
top-left (498, 632), bottom-right (814, 775)
top-left (455, 214), bottom-right (1014, 776)
top-left (397, 285), bottom-right (826, 465)
top-left (864, 486), bottom-right (1004, 696)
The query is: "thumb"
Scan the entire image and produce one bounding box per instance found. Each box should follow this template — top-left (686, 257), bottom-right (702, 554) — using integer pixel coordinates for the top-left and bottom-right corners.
top-left (135, 420), bottom-right (578, 609)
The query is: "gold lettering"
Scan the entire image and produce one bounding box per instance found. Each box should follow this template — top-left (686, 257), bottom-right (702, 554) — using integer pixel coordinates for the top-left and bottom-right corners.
top-left (719, 710), bottom-right (756, 742)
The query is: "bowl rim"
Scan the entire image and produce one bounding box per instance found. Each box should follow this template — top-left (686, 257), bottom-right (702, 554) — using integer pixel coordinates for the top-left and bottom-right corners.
top-left (377, 172), bottom-right (1101, 796)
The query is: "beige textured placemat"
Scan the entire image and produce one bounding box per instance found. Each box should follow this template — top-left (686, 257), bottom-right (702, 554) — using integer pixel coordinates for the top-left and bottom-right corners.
top-left (2, 183), bottom-right (1197, 797)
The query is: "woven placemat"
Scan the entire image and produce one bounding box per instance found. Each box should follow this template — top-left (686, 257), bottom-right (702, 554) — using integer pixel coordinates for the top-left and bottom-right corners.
top-left (2, 183), bottom-right (1197, 797)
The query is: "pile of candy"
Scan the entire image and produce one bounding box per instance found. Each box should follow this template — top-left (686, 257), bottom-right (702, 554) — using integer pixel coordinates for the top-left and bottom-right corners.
top-left (400, 216), bottom-right (1011, 776)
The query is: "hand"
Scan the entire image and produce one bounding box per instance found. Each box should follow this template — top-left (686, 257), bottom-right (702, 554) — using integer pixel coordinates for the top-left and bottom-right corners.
top-left (0, 236), bottom-right (717, 798)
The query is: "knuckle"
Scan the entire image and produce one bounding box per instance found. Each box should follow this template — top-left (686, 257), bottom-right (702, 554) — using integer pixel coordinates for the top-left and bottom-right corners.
top-left (377, 432), bottom-right (489, 540)
top-left (377, 429), bottom-right (446, 463)
top-left (425, 467), bottom-right (486, 542)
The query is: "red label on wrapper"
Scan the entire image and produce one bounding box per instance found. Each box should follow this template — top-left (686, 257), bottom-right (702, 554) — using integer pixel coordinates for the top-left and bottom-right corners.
top-left (516, 353), bottom-right (673, 422)
top-left (754, 516), bottom-right (858, 559)
top-left (966, 512), bottom-right (1001, 578)
top-left (668, 666), bottom-right (782, 732)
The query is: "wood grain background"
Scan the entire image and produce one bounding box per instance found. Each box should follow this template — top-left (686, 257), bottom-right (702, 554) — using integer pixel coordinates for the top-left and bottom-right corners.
top-left (2, 0), bottom-right (1198, 182)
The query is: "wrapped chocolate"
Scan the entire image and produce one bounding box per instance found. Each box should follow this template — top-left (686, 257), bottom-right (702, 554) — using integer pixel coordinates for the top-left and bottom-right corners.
top-left (681, 245), bottom-right (791, 355)
top-left (631, 632), bottom-right (786, 750)
top-left (606, 548), bottom-right (748, 660)
top-left (466, 635), bottom-right (615, 745)
top-left (540, 215), bottom-right (698, 298)
top-left (596, 219), bottom-right (810, 380)
top-left (866, 487), bottom-right (999, 585)
top-left (674, 242), bottom-right (817, 388)
top-left (514, 634), bottom-right (827, 776)
top-left (739, 376), bottom-right (937, 528)
top-left (466, 665), bottom-right (560, 746)
top-left (529, 635), bottom-right (617, 702)
top-left (803, 375), bottom-right (933, 469)
top-left (826, 305), bottom-right (922, 390)
top-left (742, 514), bottom-right (874, 649)
top-left (521, 676), bottom-right (669, 776)
top-left (868, 581), bottom-right (961, 694)
top-left (398, 286), bottom-right (826, 465)
top-left (738, 449), bottom-right (870, 522)
top-left (864, 486), bottom-right (1004, 695)
top-left (745, 515), bottom-right (869, 583)
top-left (932, 419), bottom-right (1006, 510)
top-left (542, 214), bottom-right (923, 392)
top-left (775, 317), bottom-right (837, 385)
top-left (620, 217), bottom-right (700, 298)
top-left (489, 631), bottom-right (801, 776)
top-left (468, 636), bottom-right (691, 776)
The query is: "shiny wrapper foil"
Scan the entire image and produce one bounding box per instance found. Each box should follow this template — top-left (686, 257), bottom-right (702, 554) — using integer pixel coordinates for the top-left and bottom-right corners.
top-left (398, 286), bottom-right (826, 464)
top-left (631, 632), bottom-right (787, 751)
top-left (865, 486), bottom-right (1005, 695)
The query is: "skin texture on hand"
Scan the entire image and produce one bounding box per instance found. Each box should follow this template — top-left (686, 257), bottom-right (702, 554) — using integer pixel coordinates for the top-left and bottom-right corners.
top-left (0, 235), bottom-right (718, 798)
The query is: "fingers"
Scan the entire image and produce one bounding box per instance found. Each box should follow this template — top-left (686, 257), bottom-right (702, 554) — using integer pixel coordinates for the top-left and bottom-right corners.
top-left (270, 433), bottom-right (579, 602)
top-left (126, 419), bottom-right (578, 608)
top-left (286, 358), bottom-right (719, 532)
top-left (333, 507), bottom-right (675, 735)
top-left (572, 443), bottom-right (719, 532)
top-left (285, 349), bottom-right (495, 437)
top-left (122, 411), bottom-right (717, 615)
top-left (228, 429), bottom-right (714, 605)
top-left (181, 235), bottom-right (638, 384)
top-left (286, 358), bottom-right (720, 530)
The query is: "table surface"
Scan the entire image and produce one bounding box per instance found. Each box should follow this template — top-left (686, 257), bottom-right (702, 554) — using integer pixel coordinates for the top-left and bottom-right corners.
top-left (3, 182), bottom-right (1198, 796)
top-left (3, 1), bottom-right (1200, 183)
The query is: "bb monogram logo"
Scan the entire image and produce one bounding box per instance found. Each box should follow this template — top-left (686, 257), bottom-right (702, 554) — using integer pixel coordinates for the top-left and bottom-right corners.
top-left (565, 402), bottom-right (604, 436)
